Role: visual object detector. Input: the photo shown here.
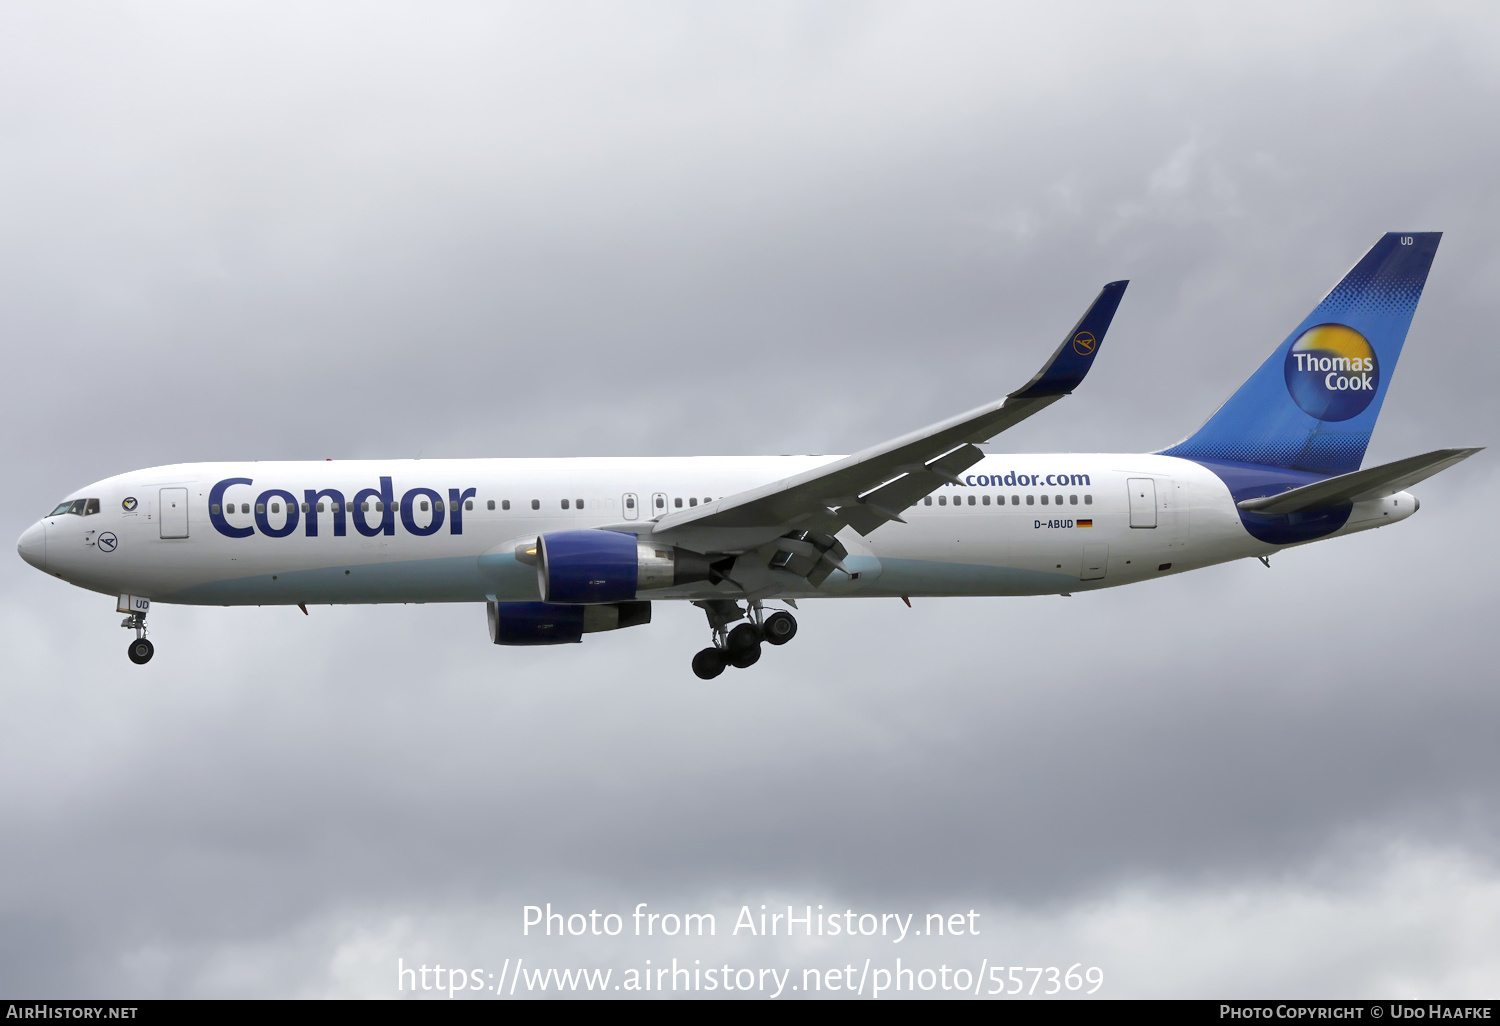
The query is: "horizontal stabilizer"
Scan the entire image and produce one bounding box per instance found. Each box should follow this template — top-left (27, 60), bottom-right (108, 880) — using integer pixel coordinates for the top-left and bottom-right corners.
top-left (1236, 447), bottom-right (1482, 514)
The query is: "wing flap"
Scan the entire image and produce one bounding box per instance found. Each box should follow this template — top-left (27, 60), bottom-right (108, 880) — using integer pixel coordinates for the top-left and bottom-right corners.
top-left (1236, 447), bottom-right (1483, 514)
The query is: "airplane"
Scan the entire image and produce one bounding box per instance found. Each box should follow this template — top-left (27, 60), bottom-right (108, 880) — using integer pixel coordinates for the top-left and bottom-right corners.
top-left (17, 232), bottom-right (1480, 679)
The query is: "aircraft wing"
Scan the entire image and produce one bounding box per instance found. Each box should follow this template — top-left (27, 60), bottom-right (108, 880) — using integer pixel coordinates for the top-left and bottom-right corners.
top-left (649, 280), bottom-right (1128, 556)
top-left (1236, 447), bottom-right (1483, 514)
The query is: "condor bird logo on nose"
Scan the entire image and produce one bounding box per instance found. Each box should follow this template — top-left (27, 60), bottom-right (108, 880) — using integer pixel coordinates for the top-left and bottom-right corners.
top-left (97, 532), bottom-right (118, 553)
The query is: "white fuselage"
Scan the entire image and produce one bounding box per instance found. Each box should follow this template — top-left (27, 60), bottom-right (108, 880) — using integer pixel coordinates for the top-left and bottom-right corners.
top-left (20, 454), bottom-right (1416, 607)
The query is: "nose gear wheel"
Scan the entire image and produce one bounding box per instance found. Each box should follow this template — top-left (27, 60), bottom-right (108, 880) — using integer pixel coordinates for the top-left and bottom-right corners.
top-left (121, 610), bottom-right (153, 664)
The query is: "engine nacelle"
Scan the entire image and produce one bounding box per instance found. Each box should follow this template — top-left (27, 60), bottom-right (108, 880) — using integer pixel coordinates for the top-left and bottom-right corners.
top-left (526, 529), bottom-right (714, 603)
top-left (487, 600), bottom-right (651, 646)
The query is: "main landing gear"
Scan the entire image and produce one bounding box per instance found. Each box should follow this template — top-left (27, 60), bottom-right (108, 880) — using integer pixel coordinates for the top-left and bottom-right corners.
top-left (689, 600), bottom-right (798, 680)
top-left (122, 610), bottom-right (153, 665)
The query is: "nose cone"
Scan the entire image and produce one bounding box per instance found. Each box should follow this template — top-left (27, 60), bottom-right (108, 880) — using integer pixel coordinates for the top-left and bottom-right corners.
top-left (17, 522), bottom-right (46, 572)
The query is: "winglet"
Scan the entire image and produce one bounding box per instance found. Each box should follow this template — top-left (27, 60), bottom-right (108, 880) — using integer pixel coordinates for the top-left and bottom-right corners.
top-left (1008, 280), bottom-right (1128, 400)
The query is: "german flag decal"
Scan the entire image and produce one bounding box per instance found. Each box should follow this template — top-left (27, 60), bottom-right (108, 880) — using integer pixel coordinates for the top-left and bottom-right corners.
top-left (1078, 519), bottom-right (1093, 527)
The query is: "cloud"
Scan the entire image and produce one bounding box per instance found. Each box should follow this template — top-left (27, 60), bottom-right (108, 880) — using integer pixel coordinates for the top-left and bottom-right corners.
top-left (1, 0), bottom-right (1497, 998)
top-left (32, 844), bottom-right (1500, 998)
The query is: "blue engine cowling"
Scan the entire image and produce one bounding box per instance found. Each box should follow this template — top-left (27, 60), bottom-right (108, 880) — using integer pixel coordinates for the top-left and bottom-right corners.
top-left (532, 529), bottom-right (715, 603)
top-left (487, 600), bottom-right (651, 646)
top-left (536, 529), bottom-right (639, 603)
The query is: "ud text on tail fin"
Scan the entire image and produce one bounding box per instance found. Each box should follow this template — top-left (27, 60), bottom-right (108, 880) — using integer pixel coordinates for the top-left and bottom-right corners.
top-left (1159, 233), bottom-right (1441, 475)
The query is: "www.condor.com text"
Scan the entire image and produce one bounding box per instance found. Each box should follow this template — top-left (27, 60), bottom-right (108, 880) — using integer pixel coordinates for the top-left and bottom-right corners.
top-left (396, 958), bottom-right (1104, 997)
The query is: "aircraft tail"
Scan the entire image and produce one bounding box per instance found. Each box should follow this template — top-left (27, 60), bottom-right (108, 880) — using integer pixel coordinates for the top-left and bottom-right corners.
top-left (1159, 233), bottom-right (1441, 475)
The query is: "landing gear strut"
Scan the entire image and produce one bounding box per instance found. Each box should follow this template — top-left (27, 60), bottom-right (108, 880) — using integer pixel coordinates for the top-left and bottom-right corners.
top-left (689, 599), bottom-right (797, 679)
top-left (122, 610), bottom-right (153, 665)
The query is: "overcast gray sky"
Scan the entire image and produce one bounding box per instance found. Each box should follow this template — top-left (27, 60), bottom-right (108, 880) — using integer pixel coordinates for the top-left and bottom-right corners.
top-left (2, 1), bottom-right (1498, 999)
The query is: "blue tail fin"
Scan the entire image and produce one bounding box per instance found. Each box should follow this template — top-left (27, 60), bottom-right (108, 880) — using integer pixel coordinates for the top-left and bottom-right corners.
top-left (1159, 233), bottom-right (1441, 475)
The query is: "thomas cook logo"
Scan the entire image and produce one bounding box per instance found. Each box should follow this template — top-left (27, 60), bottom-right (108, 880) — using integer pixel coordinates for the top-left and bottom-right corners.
top-left (1283, 323), bottom-right (1379, 422)
top-left (1071, 331), bottom-right (1097, 357)
top-left (122, 496), bottom-right (138, 511)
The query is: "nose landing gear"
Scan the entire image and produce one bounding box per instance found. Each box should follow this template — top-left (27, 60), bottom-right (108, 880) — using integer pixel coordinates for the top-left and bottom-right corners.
top-left (689, 599), bottom-right (796, 679)
top-left (127, 636), bottom-right (155, 665)
top-left (121, 607), bottom-right (153, 665)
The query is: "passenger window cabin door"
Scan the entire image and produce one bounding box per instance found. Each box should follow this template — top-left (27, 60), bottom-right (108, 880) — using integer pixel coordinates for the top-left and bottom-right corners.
top-left (1127, 478), bottom-right (1157, 528)
top-left (651, 492), bottom-right (667, 518)
top-left (160, 487), bottom-right (189, 539)
top-left (622, 493), bottom-right (639, 521)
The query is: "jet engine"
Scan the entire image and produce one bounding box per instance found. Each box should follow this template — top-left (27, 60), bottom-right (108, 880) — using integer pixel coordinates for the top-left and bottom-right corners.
top-left (487, 600), bottom-right (652, 646)
top-left (519, 529), bottom-right (724, 603)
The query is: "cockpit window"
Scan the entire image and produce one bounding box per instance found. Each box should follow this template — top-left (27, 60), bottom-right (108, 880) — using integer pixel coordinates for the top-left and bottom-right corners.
top-left (48, 498), bottom-right (102, 517)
